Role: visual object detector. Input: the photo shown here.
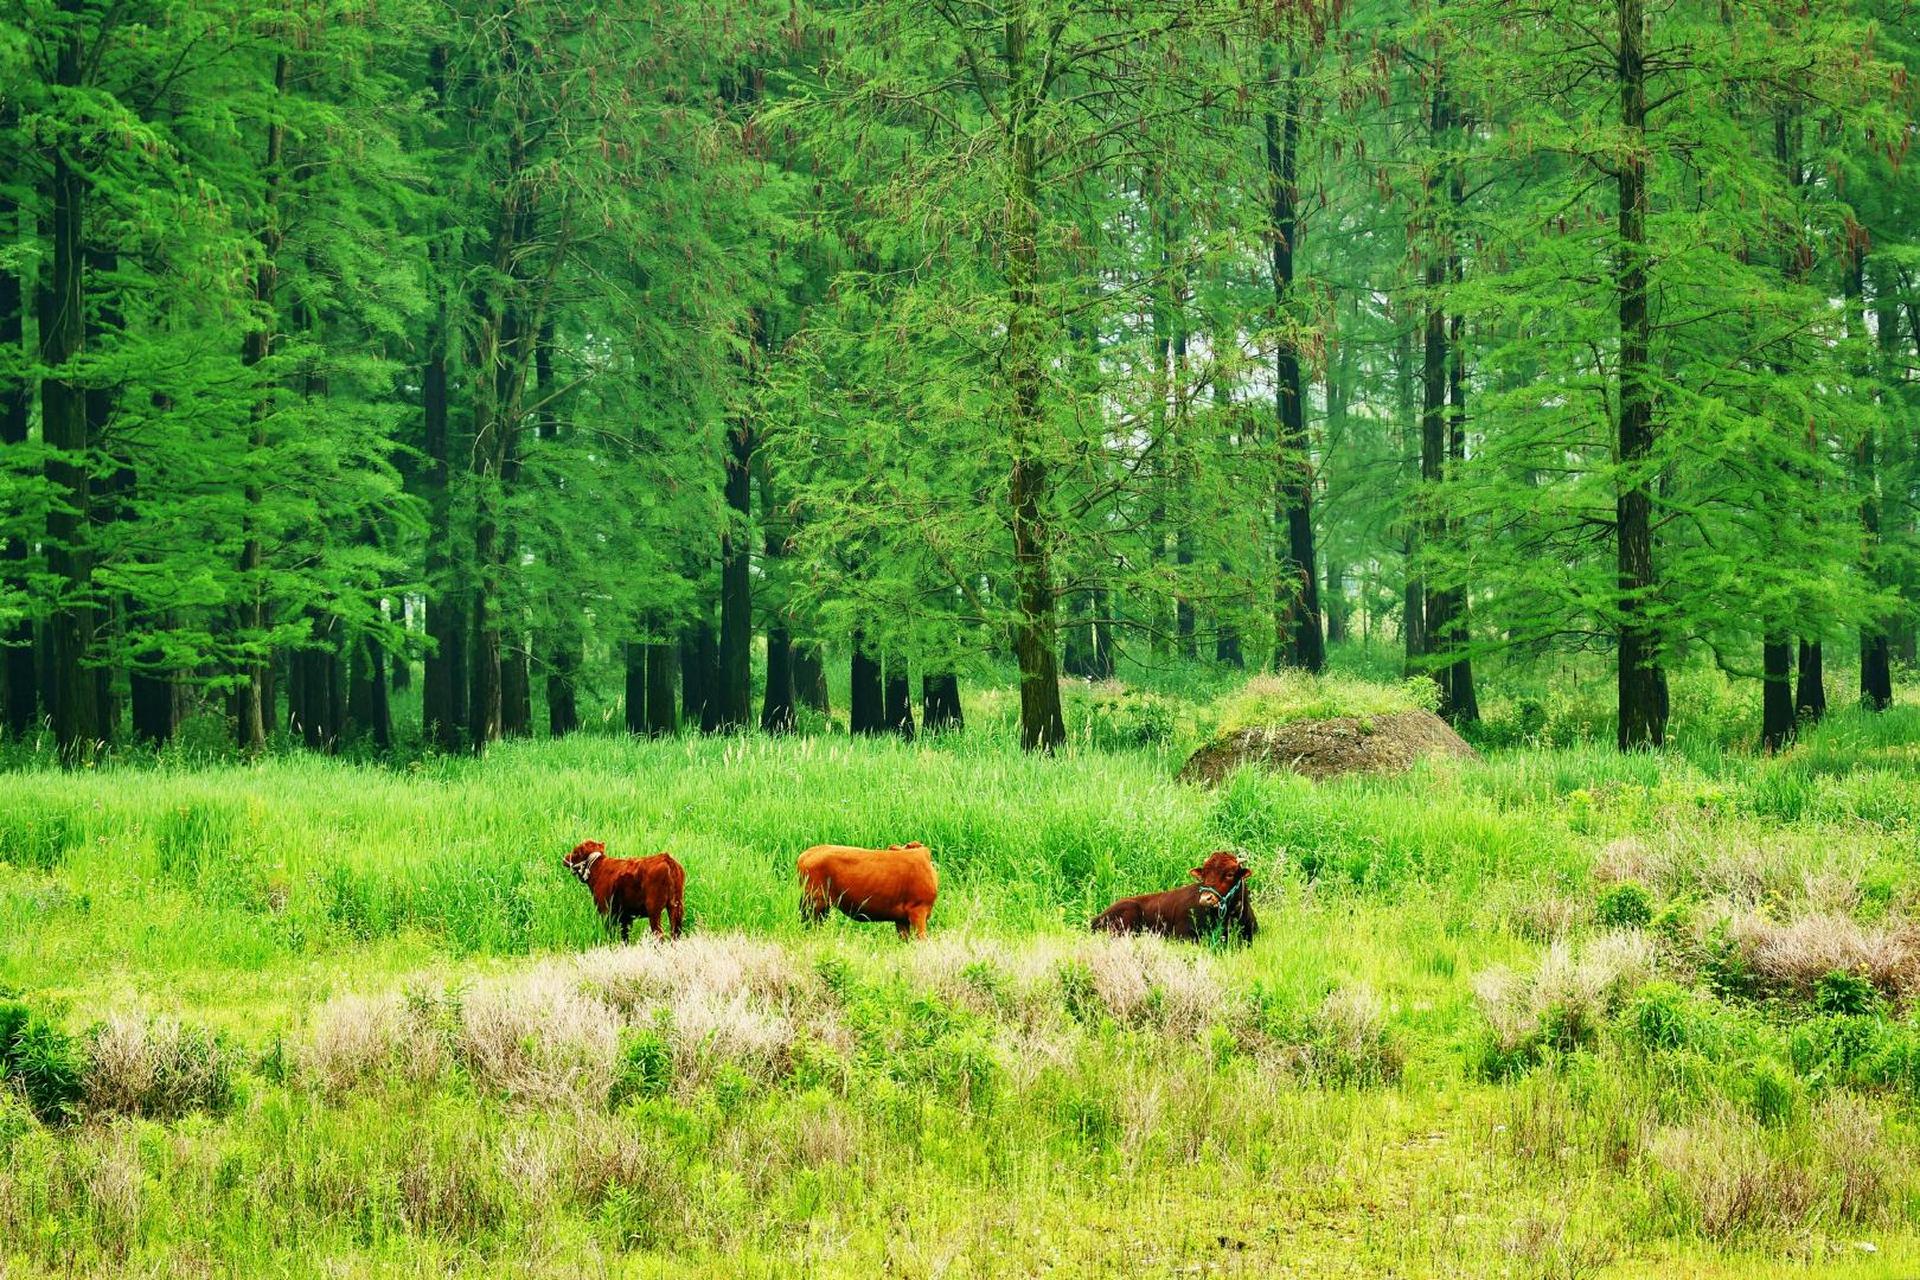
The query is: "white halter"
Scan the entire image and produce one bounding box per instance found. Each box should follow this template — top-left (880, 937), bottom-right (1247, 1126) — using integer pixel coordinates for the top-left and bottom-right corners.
top-left (572, 849), bottom-right (605, 884)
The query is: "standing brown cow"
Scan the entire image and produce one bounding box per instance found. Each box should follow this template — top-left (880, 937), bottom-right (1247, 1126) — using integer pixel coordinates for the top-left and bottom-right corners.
top-left (797, 841), bottom-right (938, 939)
top-left (563, 839), bottom-right (685, 941)
top-left (1091, 850), bottom-right (1256, 944)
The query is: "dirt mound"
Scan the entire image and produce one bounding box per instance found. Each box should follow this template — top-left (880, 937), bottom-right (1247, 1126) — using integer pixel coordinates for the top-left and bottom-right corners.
top-left (1178, 709), bottom-right (1478, 785)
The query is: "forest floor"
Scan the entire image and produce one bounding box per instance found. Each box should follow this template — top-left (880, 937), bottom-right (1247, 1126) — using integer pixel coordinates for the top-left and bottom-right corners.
top-left (5, 673), bottom-right (1920, 1276)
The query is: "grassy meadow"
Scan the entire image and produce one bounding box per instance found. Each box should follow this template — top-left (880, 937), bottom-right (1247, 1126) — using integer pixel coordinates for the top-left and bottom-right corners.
top-left (5, 667), bottom-right (1920, 1275)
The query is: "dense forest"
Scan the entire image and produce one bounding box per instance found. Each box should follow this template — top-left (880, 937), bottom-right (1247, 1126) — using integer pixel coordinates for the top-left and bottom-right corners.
top-left (0, 0), bottom-right (1916, 763)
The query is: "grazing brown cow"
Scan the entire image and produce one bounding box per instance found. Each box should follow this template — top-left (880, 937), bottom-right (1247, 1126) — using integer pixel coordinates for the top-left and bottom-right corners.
top-left (1091, 850), bottom-right (1256, 944)
top-left (797, 841), bottom-right (938, 939)
top-left (563, 840), bottom-right (685, 941)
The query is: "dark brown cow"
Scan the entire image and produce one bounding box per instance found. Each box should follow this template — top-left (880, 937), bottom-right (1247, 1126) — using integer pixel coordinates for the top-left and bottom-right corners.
top-left (797, 841), bottom-right (938, 939)
top-left (1091, 850), bottom-right (1256, 944)
top-left (563, 839), bottom-right (685, 941)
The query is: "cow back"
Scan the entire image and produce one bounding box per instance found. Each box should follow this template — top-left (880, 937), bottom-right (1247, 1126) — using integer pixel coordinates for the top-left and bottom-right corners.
top-left (797, 843), bottom-right (937, 913)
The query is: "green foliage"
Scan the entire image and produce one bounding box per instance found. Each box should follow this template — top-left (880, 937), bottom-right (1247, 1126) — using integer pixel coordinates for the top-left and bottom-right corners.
top-left (1596, 882), bottom-right (1655, 931)
top-left (1812, 970), bottom-right (1882, 1018)
top-left (1623, 982), bottom-right (1701, 1056)
top-left (610, 1025), bottom-right (674, 1108)
top-left (2, 1010), bottom-right (83, 1124)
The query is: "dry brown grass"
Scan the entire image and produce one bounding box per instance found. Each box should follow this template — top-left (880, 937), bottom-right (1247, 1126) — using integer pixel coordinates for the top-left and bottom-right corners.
top-left (1813, 1093), bottom-right (1892, 1225)
top-left (1648, 1104), bottom-right (1818, 1239)
top-left (83, 1014), bottom-right (235, 1119)
top-left (1730, 911), bottom-right (1920, 1000)
top-left (1474, 932), bottom-right (1654, 1054)
top-left (291, 932), bottom-right (1265, 1111)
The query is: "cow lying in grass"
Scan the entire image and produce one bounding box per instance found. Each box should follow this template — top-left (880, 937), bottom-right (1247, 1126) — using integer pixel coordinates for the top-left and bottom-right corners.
top-left (563, 840), bottom-right (685, 941)
top-left (797, 841), bottom-right (938, 939)
top-left (1091, 850), bottom-right (1256, 944)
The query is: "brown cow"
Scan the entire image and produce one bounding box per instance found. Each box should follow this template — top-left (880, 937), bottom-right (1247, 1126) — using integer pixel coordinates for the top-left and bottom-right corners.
top-left (1091, 850), bottom-right (1256, 944)
top-left (563, 839), bottom-right (685, 941)
top-left (797, 841), bottom-right (938, 939)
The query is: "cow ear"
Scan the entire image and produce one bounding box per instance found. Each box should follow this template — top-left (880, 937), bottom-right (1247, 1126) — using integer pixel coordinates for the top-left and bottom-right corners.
top-left (1189, 867), bottom-right (1204, 880)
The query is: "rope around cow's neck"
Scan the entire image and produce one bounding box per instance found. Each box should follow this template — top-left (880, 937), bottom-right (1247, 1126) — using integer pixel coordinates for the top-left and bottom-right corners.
top-left (1196, 878), bottom-right (1243, 910)
top-left (574, 849), bottom-right (604, 883)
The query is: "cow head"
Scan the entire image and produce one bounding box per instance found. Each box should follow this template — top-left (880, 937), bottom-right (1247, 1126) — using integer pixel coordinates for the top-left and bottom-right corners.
top-left (564, 839), bottom-right (607, 884)
top-left (1189, 850), bottom-right (1251, 895)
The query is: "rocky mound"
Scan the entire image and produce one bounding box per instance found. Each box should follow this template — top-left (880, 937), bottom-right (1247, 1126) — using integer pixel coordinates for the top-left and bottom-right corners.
top-left (1178, 709), bottom-right (1478, 785)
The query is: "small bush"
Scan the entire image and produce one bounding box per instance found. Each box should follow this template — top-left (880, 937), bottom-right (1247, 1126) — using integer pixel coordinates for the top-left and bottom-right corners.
top-left (1081, 687), bottom-right (1180, 751)
top-left (1056, 959), bottom-right (1101, 1026)
top-left (1736, 1058), bottom-right (1801, 1127)
top-left (5, 1012), bottom-right (83, 1123)
top-left (1596, 881), bottom-right (1654, 930)
top-left (610, 1025), bottom-right (673, 1107)
top-left (1812, 970), bottom-right (1881, 1017)
top-left (1622, 982), bottom-right (1696, 1055)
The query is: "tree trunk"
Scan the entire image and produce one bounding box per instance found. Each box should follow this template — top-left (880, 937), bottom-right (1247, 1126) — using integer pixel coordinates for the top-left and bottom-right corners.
top-left (884, 656), bottom-right (914, 740)
top-left (348, 633), bottom-right (375, 738)
top-left (922, 673), bottom-right (963, 732)
top-left (681, 620), bottom-right (718, 732)
top-left (422, 297), bottom-right (465, 750)
top-left (1267, 54), bottom-right (1324, 673)
top-left (1089, 586), bottom-right (1115, 679)
top-left (761, 624), bottom-right (794, 733)
top-left (1324, 560), bottom-right (1346, 646)
top-left (368, 633), bottom-right (392, 750)
top-left (1795, 640), bottom-right (1825, 723)
top-left (717, 424), bottom-right (753, 730)
top-left (547, 625), bottom-right (581, 737)
top-left (625, 641), bottom-right (648, 734)
top-left (1419, 177), bottom-right (1451, 711)
top-left (645, 639), bottom-right (677, 736)
top-left (0, 174), bottom-right (35, 737)
top-left (793, 644), bottom-right (828, 714)
top-left (533, 320), bottom-right (579, 739)
top-left (129, 628), bottom-right (176, 747)
top-left (40, 17), bottom-right (100, 764)
top-left (1005, 12), bottom-right (1067, 752)
top-left (1762, 638), bottom-right (1795, 752)
top-left (1862, 263), bottom-right (1896, 711)
top-left (501, 635), bottom-right (532, 737)
top-left (1444, 320), bottom-right (1478, 724)
top-left (1615, 0), bottom-right (1665, 750)
top-left (231, 51), bottom-right (287, 753)
top-left (849, 630), bottom-right (883, 735)
top-left (1397, 323), bottom-right (1426, 675)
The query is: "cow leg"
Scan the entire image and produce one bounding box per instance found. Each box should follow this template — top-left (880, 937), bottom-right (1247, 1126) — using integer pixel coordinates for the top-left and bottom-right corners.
top-left (906, 906), bottom-right (930, 939)
top-left (669, 902), bottom-right (684, 939)
top-left (617, 913), bottom-right (632, 943)
top-left (648, 911), bottom-right (664, 938)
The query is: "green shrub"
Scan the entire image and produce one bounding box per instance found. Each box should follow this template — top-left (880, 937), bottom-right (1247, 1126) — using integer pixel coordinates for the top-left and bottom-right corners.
top-left (1812, 970), bottom-right (1881, 1018)
top-left (1595, 881), bottom-right (1654, 930)
top-left (1466, 1028), bottom-right (1539, 1083)
top-left (1081, 688), bottom-right (1180, 751)
top-left (1056, 959), bottom-right (1100, 1026)
top-left (1701, 919), bottom-right (1757, 1001)
top-left (1623, 982), bottom-right (1696, 1054)
top-left (0, 998), bottom-right (27, 1055)
top-left (1788, 1015), bottom-right (1888, 1084)
top-left (1736, 1058), bottom-right (1802, 1127)
top-left (1541, 999), bottom-right (1600, 1056)
top-left (610, 1025), bottom-right (673, 1107)
top-left (5, 1013), bottom-right (83, 1123)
